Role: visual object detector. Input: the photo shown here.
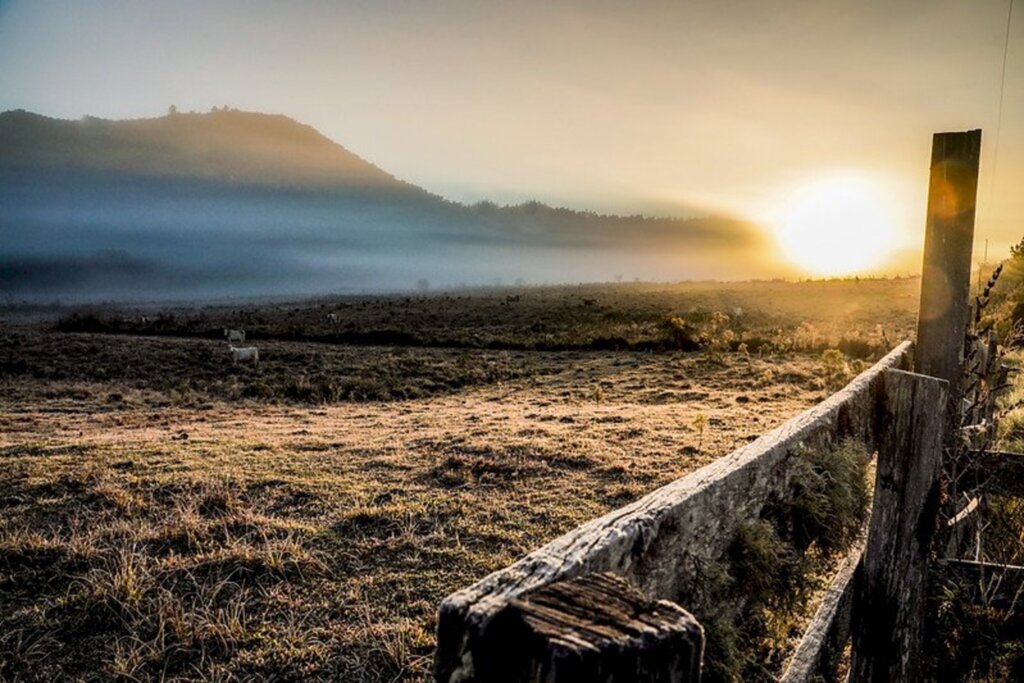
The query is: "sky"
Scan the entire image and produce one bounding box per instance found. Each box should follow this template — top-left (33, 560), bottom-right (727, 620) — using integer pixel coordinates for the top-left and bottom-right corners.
top-left (0, 0), bottom-right (1021, 274)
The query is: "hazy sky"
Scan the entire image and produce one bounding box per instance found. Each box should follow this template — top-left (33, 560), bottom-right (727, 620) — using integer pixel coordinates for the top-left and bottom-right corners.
top-left (1, 0), bottom-right (1021, 269)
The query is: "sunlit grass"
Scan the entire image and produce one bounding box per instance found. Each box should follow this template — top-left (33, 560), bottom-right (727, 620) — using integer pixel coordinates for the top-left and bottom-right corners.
top-left (0, 279), bottom-right (922, 680)
top-left (0, 343), bottom-right (831, 680)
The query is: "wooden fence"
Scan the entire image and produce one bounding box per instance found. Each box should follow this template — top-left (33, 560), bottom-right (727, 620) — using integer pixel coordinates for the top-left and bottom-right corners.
top-left (434, 129), bottom-right (996, 682)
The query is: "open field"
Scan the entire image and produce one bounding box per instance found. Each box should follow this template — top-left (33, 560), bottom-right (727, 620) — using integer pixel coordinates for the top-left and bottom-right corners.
top-left (25, 277), bottom-right (921, 355)
top-left (0, 279), bottom-right (921, 681)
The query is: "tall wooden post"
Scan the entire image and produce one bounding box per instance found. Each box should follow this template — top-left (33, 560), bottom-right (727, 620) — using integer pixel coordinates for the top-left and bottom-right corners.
top-left (914, 129), bottom-right (982, 388)
top-left (850, 369), bottom-right (948, 682)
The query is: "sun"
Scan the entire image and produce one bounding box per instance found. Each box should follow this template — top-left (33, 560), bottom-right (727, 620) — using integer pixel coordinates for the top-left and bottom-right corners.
top-left (772, 175), bottom-right (898, 277)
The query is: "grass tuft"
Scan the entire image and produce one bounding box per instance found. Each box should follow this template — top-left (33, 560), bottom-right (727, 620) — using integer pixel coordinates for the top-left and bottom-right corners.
top-left (686, 439), bottom-right (871, 682)
top-left (787, 439), bottom-right (871, 555)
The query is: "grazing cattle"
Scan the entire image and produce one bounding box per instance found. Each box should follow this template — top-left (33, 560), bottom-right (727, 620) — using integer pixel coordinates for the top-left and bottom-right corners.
top-left (229, 345), bottom-right (259, 365)
top-left (224, 328), bottom-right (246, 343)
top-left (325, 313), bottom-right (339, 324)
top-left (732, 307), bottom-right (744, 318)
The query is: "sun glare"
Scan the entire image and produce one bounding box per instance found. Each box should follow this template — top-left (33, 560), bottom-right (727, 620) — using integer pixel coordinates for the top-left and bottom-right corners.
top-left (773, 175), bottom-right (898, 277)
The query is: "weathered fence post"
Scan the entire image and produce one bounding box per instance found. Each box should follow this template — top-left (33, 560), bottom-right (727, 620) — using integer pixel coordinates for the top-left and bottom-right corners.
top-left (914, 130), bottom-right (981, 565)
top-left (914, 129), bottom-right (982, 389)
top-left (850, 369), bottom-right (948, 682)
top-left (479, 572), bottom-right (704, 683)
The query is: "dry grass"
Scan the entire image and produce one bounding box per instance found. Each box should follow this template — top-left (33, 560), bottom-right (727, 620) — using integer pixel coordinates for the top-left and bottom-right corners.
top-left (924, 345), bottom-right (1024, 682)
top-left (0, 351), bottom-right (829, 680)
top-left (0, 278), bottom-right (920, 680)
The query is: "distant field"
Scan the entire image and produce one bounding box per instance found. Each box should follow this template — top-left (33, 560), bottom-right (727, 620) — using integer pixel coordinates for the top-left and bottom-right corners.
top-left (29, 277), bottom-right (920, 355)
top-left (0, 278), bottom-right (920, 681)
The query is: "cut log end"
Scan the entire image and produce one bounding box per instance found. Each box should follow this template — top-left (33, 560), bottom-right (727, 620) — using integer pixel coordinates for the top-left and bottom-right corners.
top-left (477, 572), bottom-right (704, 683)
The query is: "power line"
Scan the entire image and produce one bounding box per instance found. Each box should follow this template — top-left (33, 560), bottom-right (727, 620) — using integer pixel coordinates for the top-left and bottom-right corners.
top-left (992, 0), bottom-right (1015, 186)
top-left (980, 0), bottom-right (1014, 269)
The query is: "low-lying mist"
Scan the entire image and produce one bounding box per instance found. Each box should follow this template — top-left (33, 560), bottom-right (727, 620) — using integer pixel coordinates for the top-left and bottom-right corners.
top-left (1, 168), bottom-right (770, 303)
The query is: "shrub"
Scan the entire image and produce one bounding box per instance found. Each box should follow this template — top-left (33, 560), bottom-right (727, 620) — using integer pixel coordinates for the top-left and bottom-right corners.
top-left (690, 439), bottom-right (871, 682)
top-left (787, 439), bottom-right (871, 555)
top-left (820, 348), bottom-right (850, 388)
top-left (661, 316), bottom-right (700, 350)
top-left (728, 519), bottom-right (808, 607)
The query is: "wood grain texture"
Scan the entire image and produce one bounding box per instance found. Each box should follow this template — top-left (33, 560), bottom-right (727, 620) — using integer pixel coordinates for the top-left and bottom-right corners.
top-left (850, 369), bottom-right (947, 683)
top-left (915, 129), bottom-right (980, 390)
top-left (478, 572), bottom-right (703, 683)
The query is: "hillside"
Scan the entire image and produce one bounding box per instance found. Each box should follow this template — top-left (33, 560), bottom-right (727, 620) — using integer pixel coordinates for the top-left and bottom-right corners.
top-left (0, 109), bottom-right (769, 301)
top-left (0, 109), bottom-right (418, 192)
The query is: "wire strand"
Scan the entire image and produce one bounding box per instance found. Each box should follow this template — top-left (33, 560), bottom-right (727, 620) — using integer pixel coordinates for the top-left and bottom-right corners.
top-left (992, 0), bottom-right (1015, 185)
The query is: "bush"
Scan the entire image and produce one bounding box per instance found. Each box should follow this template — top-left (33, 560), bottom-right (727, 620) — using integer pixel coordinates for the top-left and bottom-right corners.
top-left (691, 439), bottom-right (871, 682)
top-left (728, 519), bottom-right (808, 607)
top-left (661, 316), bottom-right (700, 350)
top-left (787, 439), bottom-right (871, 555)
top-left (819, 348), bottom-right (850, 388)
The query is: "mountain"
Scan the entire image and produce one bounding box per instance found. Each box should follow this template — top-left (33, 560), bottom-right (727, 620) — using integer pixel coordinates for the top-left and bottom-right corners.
top-left (0, 109), bottom-right (768, 301)
top-left (0, 108), bottom-right (418, 193)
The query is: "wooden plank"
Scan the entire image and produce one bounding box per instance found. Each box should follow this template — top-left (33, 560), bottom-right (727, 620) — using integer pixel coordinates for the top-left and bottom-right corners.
top-left (939, 558), bottom-right (1024, 574)
top-left (933, 559), bottom-right (1024, 609)
top-left (779, 536), bottom-right (865, 683)
top-left (960, 450), bottom-right (1024, 497)
top-left (946, 497), bottom-right (979, 527)
top-left (914, 129), bottom-right (981, 392)
top-left (942, 494), bottom-right (979, 559)
top-left (479, 572), bottom-right (703, 683)
top-left (850, 369), bottom-right (948, 682)
top-left (436, 342), bottom-right (913, 682)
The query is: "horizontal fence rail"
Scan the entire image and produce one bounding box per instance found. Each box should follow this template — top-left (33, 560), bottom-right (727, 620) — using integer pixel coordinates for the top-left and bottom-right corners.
top-left (959, 450), bottom-right (1024, 497)
top-left (436, 341), bottom-right (914, 682)
top-left (779, 534), bottom-right (866, 683)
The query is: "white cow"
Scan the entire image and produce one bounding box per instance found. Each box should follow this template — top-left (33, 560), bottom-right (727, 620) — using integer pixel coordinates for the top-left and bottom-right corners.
top-left (229, 345), bottom-right (259, 365)
top-left (325, 313), bottom-right (339, 324)
top-left (224, 328), bottom-right (246, 343)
